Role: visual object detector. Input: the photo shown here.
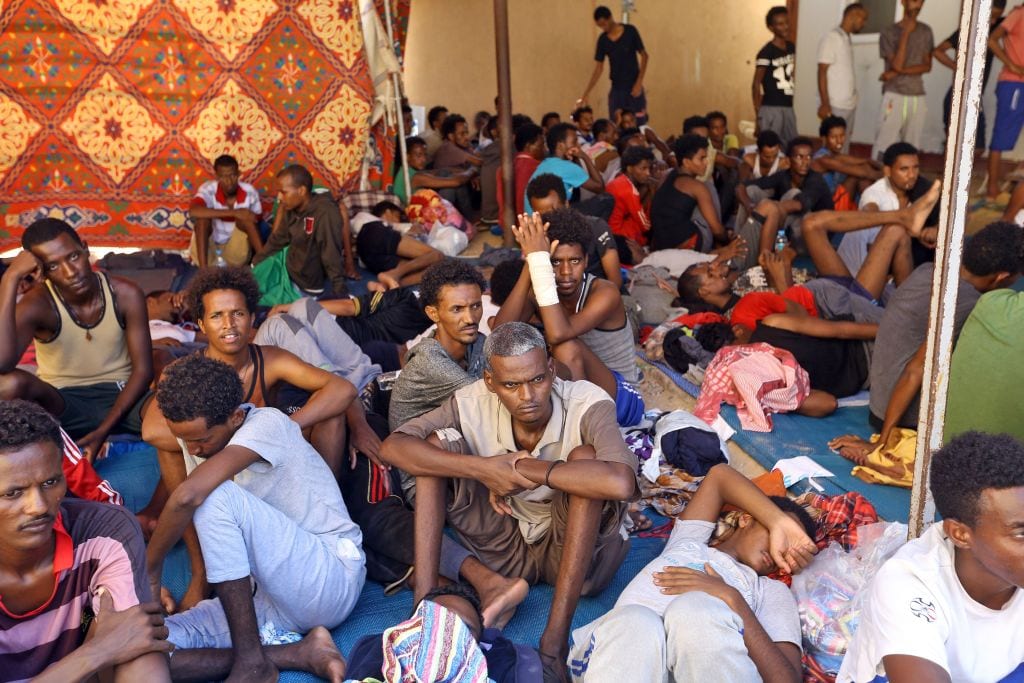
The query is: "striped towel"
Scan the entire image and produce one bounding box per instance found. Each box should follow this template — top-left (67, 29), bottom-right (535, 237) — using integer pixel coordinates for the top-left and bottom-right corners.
top-left (378, 600), bottom-right (491, 683)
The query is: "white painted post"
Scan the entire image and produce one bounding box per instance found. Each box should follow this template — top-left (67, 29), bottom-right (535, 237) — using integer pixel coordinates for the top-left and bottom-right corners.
top-left (908, 0), bottom-right (991, 537)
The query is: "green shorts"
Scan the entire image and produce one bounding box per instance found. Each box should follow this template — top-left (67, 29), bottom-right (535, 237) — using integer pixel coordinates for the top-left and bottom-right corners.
top-left (57, 382), bottom-right (149, 439)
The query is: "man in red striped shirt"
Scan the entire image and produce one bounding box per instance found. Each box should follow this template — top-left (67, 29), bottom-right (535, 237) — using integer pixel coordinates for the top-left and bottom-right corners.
top-left (0, 399), bottom-right (171, 682)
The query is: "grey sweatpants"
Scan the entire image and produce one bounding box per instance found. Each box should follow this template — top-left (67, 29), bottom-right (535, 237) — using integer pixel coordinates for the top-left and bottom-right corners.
top-left (758, 105), bottom-right (797, 146)
top-left (166, 481), bottom-right (366, 649)
top-left (568, 592), bottom-right (762, 682)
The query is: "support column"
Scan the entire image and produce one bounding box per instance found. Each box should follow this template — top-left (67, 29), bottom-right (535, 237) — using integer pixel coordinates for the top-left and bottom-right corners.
top-left (494, 0), bottom-right (515, 247)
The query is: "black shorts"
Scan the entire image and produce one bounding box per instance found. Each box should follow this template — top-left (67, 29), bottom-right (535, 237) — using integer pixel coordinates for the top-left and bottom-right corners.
top-left (356, 222), bottom-right (401, 274)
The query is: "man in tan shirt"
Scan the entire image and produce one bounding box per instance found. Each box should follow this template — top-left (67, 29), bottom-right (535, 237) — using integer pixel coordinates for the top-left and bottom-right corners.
top-left (380, 321), bottom-right (638, 681)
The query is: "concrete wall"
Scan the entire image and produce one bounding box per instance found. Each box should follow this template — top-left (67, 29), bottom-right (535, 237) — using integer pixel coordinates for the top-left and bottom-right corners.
top-left (404, 0), bottom-right (780, 143)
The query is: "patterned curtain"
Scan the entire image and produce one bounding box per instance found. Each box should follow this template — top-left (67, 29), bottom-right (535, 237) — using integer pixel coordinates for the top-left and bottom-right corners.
top-left (0, 0), bottom-right (378, 251)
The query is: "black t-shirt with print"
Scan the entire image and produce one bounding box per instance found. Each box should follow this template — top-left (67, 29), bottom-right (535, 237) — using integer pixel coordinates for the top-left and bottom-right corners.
top-left (595, 24), bottom-right (645, 89)
top-left (756, 41), bottom-right (796, 107)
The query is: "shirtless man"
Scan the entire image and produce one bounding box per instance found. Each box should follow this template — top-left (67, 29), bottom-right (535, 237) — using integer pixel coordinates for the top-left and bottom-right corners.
top-left (0, 218), bottom-right (152, 461)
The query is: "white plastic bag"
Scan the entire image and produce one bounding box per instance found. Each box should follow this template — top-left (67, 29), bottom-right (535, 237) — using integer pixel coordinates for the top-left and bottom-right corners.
top-left (791, 521), bottom-right (908, 676)
top-left (426, 221), bottom-right (468, 256)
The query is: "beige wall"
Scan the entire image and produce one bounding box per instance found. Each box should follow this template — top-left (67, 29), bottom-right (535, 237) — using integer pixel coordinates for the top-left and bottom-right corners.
top-left (404, 0), bottom-right (780, 141)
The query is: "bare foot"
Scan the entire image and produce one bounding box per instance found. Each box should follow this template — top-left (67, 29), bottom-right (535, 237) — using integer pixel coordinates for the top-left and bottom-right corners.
top-left (377, 270), bottom-right (401, 290)
top-left (366, 280), bottom-right (387, 294)
top-left (294, 626), bottom-right (347, 683)
top-left (828, 434), bottom-right (875, 466)
top-left (479, 576), bottom-right (529, 630)
top-left (225, 658), bottom-right (277, 683)
top-left (905, 179), bottom-right (941, 238)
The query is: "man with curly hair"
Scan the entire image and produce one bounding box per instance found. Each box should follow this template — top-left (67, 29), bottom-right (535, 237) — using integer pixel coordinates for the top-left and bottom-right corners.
top-left (140, 266), bottom-right (360, 612)
top-left (496, 208), bottom-right (645, 426)
top-left (840, 431), bottom-right (1024, 682)
top-left (0, 218), bottom-right (153, 461)
top-left (146, 355), bottom-right (357, 683)
top-left (0, 399), bottom-right (172, 681)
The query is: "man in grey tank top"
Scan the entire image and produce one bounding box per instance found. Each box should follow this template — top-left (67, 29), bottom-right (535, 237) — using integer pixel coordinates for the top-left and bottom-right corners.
top-left (495, 208), bottom-right (644, 426)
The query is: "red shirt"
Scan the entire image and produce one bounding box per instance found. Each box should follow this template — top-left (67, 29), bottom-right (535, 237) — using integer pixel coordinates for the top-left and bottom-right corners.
top-left (607, 174), bottom-right (650, 245)
top-left (729, 285), bottom-right (819, 332)
top-left (497, 153), bottom-right (541, 227)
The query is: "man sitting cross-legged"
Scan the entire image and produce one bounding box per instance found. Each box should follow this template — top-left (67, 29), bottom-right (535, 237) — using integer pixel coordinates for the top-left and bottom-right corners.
top-left (496, 208), bottom-right (645, 426)
top-left (0, 399), bottom-right (172, 682)
top-left (147, 355), bottom-right (358, 683)
top-left (141, 266), bottom-right (358, 611)
top-left (569, 463), bottom-right (817, 682)
top-left (380, 322), bottom-right (639, 681)
top-left (0, 218), bottom-right (152, 461)
top-left (839, 431), bottom-right (1024, 683)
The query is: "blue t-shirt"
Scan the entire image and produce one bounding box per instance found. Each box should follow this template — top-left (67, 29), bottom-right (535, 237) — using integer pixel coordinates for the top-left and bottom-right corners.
top-left (525, 157), bottom-right (590, 214)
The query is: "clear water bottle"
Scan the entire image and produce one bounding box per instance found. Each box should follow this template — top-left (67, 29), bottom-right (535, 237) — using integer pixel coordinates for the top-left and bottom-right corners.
top-left (213, 246), bottom-right (227, 268)
top-left (773, 228), bottom-right (788, 253)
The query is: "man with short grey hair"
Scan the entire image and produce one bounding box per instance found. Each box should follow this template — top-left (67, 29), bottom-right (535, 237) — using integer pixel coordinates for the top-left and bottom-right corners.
top-left (380, 321), bottom-right (639, 680)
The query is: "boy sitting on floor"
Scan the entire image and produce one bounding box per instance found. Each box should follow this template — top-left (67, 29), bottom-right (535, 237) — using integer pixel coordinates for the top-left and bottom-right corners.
top-left (569, 463), bottom-right (817, 682)
top-left (839, 431), bottom-right (1024, 683)
top-left (146, 354), bottom-right (358, 683)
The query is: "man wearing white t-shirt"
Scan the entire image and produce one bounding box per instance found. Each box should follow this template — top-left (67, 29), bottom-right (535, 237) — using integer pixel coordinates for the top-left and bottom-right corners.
top-left (189, 155), bottom-right (264, 268)
top-left (835, 142), bottom-right (939, 278)
top-left (839, 431), bottom-right (1024, 683)
top-left (817, 4), bottom-right (868, 153)
top-left (145, 354), bottom-right (361, 682)
top-left (568, 464), bottom-right (818, 682)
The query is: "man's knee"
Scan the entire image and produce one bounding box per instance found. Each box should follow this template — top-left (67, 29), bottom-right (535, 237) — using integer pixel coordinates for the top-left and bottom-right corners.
top-left (193, 480), bottom-right (245, 531)
top-left (0, 371), bottom-right (29, 400)
top-left (754, 199), bottom-right (778, 217)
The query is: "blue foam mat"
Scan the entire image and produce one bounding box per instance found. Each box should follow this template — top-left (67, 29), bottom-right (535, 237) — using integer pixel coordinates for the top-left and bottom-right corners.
top-left (94, 443), bottom-right (669, 682)
top-left (641, 356), bottom-right (911, 523)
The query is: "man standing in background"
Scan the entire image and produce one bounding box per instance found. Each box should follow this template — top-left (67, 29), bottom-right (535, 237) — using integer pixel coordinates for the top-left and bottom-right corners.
top-left (578, 6), bottom-right (649, 124)
top-left (817, 4), bottom-right (869, 153)
top-left (871, 0), bottom-right (933, 162)
top-left (754, 6), bottom-right (797, 145)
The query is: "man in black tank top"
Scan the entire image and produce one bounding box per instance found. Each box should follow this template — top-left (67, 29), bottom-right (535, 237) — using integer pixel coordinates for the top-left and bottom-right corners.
top-left (0, 219), bottom-right (152, 461)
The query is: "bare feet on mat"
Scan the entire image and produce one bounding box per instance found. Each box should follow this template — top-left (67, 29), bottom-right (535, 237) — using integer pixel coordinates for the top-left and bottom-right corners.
top-left (828, 434), bottom-right (875, 465)
top-left (479, 576), bottom-right (529, 631)
top-left (295, 626), bottom-right (347, 683)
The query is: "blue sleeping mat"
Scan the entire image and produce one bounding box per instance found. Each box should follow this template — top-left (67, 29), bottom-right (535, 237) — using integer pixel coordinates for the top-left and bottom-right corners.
top-left (94, 443), bottom-right (669, 682)
top-left (642, 357), bottom-right (911, 523)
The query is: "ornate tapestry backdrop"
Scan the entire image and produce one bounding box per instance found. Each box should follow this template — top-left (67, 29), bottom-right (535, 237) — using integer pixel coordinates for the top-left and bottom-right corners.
top-left (0, 0), bottom-right (400, 251)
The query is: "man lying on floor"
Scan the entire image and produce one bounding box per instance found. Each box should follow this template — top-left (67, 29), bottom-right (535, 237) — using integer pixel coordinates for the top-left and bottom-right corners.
top-left (380, 321), bottom-right (639, 681)
top-left (146, 354), bottom-right (355, 683)
top-left (839, 431), bottom-right (1024, 683)
top-left (0, 399), bottom-right (172, 682)
top-left (569, 463), bottom-right (817, 682)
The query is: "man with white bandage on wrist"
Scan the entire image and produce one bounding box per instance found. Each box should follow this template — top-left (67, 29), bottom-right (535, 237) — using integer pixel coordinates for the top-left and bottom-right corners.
top-left (496, 207), bottom-right (645, 426)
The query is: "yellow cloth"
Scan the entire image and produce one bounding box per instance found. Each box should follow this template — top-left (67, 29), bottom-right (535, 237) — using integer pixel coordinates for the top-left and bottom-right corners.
top-left (35, 272), bottom-right (132, 388)
top-left (188, 226), bottom-right (252, 266)
top-left (851, 428), bottom-right (917, 488)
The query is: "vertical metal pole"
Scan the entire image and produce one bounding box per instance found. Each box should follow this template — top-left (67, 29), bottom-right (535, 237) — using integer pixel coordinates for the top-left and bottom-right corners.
top-left (382, 0), bottom-right (411, 198)
top-left (908, 0), bottom-right (991, 537)
top-left (494, 0), bottom-right (515, 246)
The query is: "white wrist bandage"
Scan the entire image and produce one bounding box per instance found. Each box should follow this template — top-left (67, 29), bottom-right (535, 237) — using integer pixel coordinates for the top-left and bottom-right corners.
top-left (526, 251), bottom-right (559, 307)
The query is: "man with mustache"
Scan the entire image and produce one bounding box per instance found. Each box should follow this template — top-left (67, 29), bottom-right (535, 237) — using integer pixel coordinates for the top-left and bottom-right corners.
top-left (0, 399), bottom-right (172, 681)
top-left (381, 321), bottom-right (639, 682)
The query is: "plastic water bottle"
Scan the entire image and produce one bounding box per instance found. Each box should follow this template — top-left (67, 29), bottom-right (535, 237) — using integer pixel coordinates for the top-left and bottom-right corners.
top-left (773, 229), bottom-right (788, 253)
top-left (213, 246), bottom-right (227, 268)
